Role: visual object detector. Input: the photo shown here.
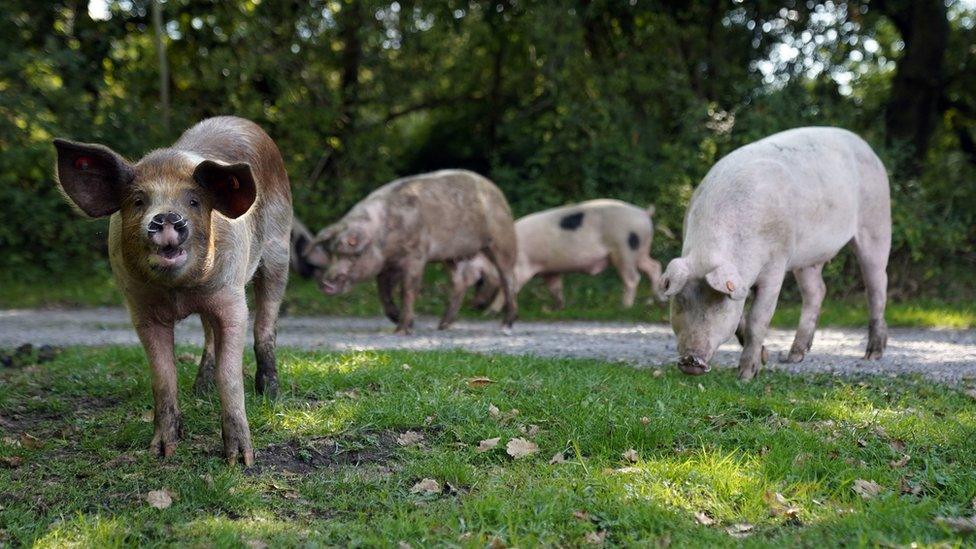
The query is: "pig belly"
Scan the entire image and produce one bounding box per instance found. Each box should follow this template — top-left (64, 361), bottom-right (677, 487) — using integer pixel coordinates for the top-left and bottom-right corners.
top-left (541, 252), bottom-right (609, 275)
top-left (786, 187), bottom-right (859, 270)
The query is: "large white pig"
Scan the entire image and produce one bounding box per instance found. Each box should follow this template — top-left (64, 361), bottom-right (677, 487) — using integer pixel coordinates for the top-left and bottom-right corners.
top-left (660, 127), bottom-right (891, 380)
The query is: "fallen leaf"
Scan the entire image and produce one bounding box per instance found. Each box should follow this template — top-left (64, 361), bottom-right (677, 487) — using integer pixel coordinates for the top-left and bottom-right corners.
top-left (694, 511), bottom-right (715, 526)
top-left (935, 515), bottom-right (976, 533)
top-left (697, 383), bottom-right (705, 392)
top-left (424, 415), bottom-right (435, 426)
top-left (468, 377), bottom-right (495, 388)
top-left (201, 474), bottom-right (214, 488)
top-left (652, 369), bottom-right (664, 378)
top-left (176, 352), bottom-right (196, 363)
top-left (410, 478), bottom-right (441, 495)
top-left (19, 433), bottom-right (42, 450)
top-left (583, 530), bottom-right (607, 545)
top-left (488, 537), bottom-right (506, 549)
top-left (140, 410), bottom-right (154, 423)
top-left (477, 437), bottom-right (501, 453)
top-left (889, 454), bottom-right (910, 468)
top-left (573, 510), bottom-right (590, 521)
top-left (621, 448), bottom-right (639, 463)
top-left (549, 451), bottom-right (566, 464)
top-left (725, 523), bottom-right (753, 538)
top-left (525, 424), bottom-right (540, 436)
top-left (396, 431), bottom-right (425, 446)
top-left (506, 437), bottom-right (539, 459)
top-left (889, 439), bottom-right (906, 453)
top-left (793, 452), bottom-right (811, 466)
top-left (246, 541), bottom-right (269, 549)
top-left (488, 404), bottom-right (500, 418)
top-left (0, 456), bottom-right (23, 469)
top-left (397, 542), bottom-right (412, 549)
top-left (640, 416), bottom-right (650, 425)
top-left (401, 363), bottom-right (412, 370)
top-left (852, 479), bottom-right (883, 499)
top-left (336, 388), bottom-right (360, 399)
top-left (899, 477), bottom-right (922, 496)
top-left (856, 438), bottom-right (868, 448)
top-left (764, 491), bottom-right (800, 519)
top-left (146, 489), bottom-right (173, 509)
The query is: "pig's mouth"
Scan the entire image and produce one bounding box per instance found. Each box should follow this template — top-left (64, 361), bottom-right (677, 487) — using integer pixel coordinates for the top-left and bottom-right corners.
top-left (677, 355), bottom-right (711, 376)
top-left (149, 245), bottom-right (188, 270)
top-left (318, 277), bottom-right (348, 295)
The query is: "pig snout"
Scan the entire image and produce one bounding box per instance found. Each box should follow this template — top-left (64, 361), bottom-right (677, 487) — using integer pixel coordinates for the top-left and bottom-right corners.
top-left (677, 355), bottom-right (711, 376)
top-left (148, 212), bottom-right (189, 248)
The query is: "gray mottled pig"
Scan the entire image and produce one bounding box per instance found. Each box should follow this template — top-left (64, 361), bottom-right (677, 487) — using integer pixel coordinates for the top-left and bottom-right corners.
top-left (660, 126), bottom-right (890, 380)
top-left (297, 170), bottom-right (518, 334)
top-left (468, 199), bottom-right (663, 310)
top-left (54, 116), bottom-right (292, 465)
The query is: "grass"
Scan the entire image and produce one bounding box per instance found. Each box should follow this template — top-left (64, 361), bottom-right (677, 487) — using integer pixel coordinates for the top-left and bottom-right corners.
top-left (2, 268), bottom-right (974, 329)
top-left (2, 347), bottom-right (976, 546)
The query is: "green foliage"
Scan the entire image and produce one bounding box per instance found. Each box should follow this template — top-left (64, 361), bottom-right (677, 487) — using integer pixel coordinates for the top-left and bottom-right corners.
top-left (0, 1), bottom-right (973, 297)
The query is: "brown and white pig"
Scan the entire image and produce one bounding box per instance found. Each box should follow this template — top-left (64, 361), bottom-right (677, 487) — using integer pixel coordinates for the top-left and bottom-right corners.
top-left (297, 170), bottom-right (518, 334)
top-left (53, 116), bottom-right (292, 465)
top-left (660, 126), bottom-right (890, 380)
top-left (468, 199), bottom-right (663, 310)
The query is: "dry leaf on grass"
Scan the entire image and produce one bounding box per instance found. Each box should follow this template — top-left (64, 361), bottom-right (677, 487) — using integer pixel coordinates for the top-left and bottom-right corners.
top-left (176, 352), bottom-right (196, 363)
top-left (488, 404), bottom-right (501, 418)
top-left (853, 479), bottom-right (883, 499)
top-left (652, 369), bottom-right (663, 378)
top-left (764, 491), bottom-right (800, 519)
top-left (468, 377), bottom-right (495, 388)
top-left (694, 511), bottom-right (715, 526)
top-left (397, 542), bottom-right (412, 549)
top-left (401, 363), bottom-right (412, 370)
top-left (140, 410), bottom-right (154, 423)
top-left (335, 388), bottom-right (360, 399)
top-left (583, 530), bottom-right (607, 545)
top-left (889, 454), bottom-right (910, 468)
top-left (396, 431), bottom-right (425, 446)
top-left (477, 437), bottom-right (501, 453)
top-left (573, 510), bottom-right (590, 521)
top-left (899, 477), bottom-right (922, 496)
top-left (725, 523), bottom-right (753, 538)
top-left (935, 515), bottom-right (976, 533)
top-left (488, 537), bottom-right (507, 549)
top-left (621, 449), bottom-right (639, 463)
top-left (506, 437), bottom-right (538, 459)
top-left (640, 416), bottom-right (650, 425)
top-left (19, 433), bottom-right (42, 450)
top-left (521, 424), bottom-right (540, 437)
top-left (0, 456), bottom-right (23, 469)
top-left (245, 540), bottom-right (269, 549)
top-left (146, 489), bottom-right (174, 509)
top-left (410, 478), bottom-right (441, 495)
top-left (549, 451), bottom-right (566, 465)
top-left (889, 439), bottom-right (906, 453)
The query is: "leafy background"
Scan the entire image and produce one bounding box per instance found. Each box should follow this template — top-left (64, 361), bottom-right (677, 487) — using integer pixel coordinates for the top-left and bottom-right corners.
top-left (1, 0), bottom-right (974, 299)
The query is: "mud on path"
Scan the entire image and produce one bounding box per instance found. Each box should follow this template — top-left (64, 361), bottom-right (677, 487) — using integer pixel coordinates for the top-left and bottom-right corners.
top-left (1, 307), bottom-right (975, 384)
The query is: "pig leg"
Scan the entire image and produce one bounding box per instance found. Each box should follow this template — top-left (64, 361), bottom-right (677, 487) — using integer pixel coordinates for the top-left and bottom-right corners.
top-left (735, 296), bottom-right (769, 365)
top-left (439, 262), bottom-right (468, 330)
top-left (253, 257), bottom-right (288, 399)
top-left (738, 271), bottom-right (785, 381)
top-left (543, 274), bottom-right (565, 310)
top-left (377, 268), bottom-right (402, 324)
top-left (852, 229), bottom-right (890, 360)
top-left (135, 320), bottom-right (181, 458)
top-left (780, 263), bottom-right (826, 364)
top-left (483, 246), bottom-right (518, 328)
top-left (207, 299), bottom-right (254, 466)
top-left (639, 256), bottom-right (664, 301)
top-left (611, 253), bottom-right (641, 308)
top-left (395, 261), bottom-right (424, 335)
top-left (192, 316), bottom-right (217, 395)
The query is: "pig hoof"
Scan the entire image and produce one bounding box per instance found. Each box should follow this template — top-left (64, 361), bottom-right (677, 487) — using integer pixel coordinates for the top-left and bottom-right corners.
top-left (394, 327), bottom-right (414, 336)
top-left (150, 425), bottom-right (181, 459)
top-left (437, 321), bottom-right (453, 331)
top-left (863, 349), bottom-right (884, 360)
top-left (737, 367), bottom-right (758, 382)
top-left (225, 445), bottom-right (255, 467)
top-left (779, 350), bottom-right (805, 364)
top-left (255, 372), bottom-right (279, 400)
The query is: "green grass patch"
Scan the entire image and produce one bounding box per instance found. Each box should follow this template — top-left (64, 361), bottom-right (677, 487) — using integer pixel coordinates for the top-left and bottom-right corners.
top-left (2, 347), bottom-right (975, 546)
top-left (2, 269), bottom-right (974, 329)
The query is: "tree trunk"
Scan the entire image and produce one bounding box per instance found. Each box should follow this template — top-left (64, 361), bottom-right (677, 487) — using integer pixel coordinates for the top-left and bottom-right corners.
top-left (151, 0), bottom-right (170, 133)
top-left (875, 0), bottom-right (949, 169)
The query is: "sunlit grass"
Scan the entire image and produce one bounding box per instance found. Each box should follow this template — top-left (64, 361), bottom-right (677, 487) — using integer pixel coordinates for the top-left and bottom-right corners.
top-left (2, 347), bottom-right (975, 546)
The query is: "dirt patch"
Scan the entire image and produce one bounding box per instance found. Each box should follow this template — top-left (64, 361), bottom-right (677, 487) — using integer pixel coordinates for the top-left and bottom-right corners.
top-left (251, 430), bottom-right (407, 475)
top-left (0, 395), bottom-right (122, 433)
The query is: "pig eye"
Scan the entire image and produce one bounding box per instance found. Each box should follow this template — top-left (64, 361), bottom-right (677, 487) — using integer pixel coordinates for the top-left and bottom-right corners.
top-left (189, 198), bottom-right (200, 208)
top-left (133, 197), bottom-right (144, 207)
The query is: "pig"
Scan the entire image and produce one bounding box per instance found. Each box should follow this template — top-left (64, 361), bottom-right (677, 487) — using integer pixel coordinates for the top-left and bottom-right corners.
top-left (659, 126), bottom-right (890, 380)
top-left (465, 199), bottom-right (664, 310)
top-left (53, 116), bottom-right (293, 465)
top-left (296, 170), bottom-right (518, 334)
top-left (290, 217), bottom-right (315, 279)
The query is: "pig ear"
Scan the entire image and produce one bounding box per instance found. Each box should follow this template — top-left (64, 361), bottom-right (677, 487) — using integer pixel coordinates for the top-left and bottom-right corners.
top-left (660, 258), bottom-right (691, 297)
top-left (335, 227), bottom-right (371, 255)
top-left (53, 138), bottom-right (134, 218)
top-left (705, 262), bottom-right (748, 300)
top-left (193, 160), bottom-right (257, 219)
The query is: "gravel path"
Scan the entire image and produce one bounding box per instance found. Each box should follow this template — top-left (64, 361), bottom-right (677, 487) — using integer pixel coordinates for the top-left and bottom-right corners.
top-left (2, 307), bottom-right (974, 384)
